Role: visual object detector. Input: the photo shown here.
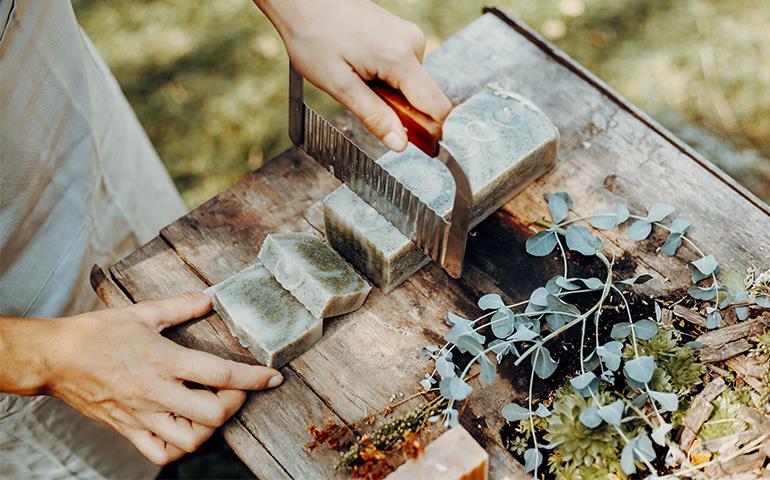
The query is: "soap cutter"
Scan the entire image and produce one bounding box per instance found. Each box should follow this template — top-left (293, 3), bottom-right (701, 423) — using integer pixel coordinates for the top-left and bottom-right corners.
top-left (288, 63), bottom-right (472, 278)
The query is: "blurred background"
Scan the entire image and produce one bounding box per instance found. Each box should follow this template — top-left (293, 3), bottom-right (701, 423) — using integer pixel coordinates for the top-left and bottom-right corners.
top-left (71, 0), bottom-right (768, 477)
top-left (73, 0), bottom-right (770, 211)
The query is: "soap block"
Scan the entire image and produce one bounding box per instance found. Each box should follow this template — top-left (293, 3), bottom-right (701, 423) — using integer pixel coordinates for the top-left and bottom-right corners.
top-left (385, 426), bottom-right (488, 480)
top-left (207, 262), bottom-right (322, 368)
top-left (258, 232), bottom-right (371, 318)
top-left (324, 185), bottom-right (430, 292)
top-left (324, 85), bottom-right (558, 292)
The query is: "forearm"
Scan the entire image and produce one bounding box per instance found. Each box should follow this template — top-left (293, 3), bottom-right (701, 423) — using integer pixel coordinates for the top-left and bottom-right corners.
top-left (251, 0), bottom-right (295, 39)
top-left (0, 316), bottom-right (59, 396)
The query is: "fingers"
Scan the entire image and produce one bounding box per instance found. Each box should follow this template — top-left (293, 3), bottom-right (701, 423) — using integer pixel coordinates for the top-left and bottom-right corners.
top-left (165, 385), bottom-right (247, 428)
top-left (328, 65), bottom-right (408, 152)
top-left (144, 412), bottom-right (215, 453)
top-left (392, 57), bottom-right (452, 123)
top-left (123, 426), bottom-right (187, 466)
top-left (169, 344), bottom-right (283, 390)
top-left (132, 292), bottom-right (212, 332)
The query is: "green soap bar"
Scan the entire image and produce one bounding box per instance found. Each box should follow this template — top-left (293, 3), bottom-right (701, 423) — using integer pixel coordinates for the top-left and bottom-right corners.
top-left (324, 185), bottom-right (430, 293)
top-left (207, 262), bottom-right (322, 368)
top-left (324, 85), bottom-right (558, 292)
top-left (258, 232), bottom-right (371, 318)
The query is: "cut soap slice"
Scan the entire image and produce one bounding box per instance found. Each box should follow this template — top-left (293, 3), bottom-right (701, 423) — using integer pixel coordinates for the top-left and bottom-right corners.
top-left (385, 425), bottom-right (488, 480)
top-left (207, 262), bottom-right (322, 368)
top-left (258, 232), bottom-right (371, 318)
top-left (325, 85), bottom-right (558, 292)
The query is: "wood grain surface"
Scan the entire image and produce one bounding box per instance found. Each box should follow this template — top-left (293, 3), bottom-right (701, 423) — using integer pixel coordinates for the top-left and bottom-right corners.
top-left (92, 9), bottom-right (769, 479)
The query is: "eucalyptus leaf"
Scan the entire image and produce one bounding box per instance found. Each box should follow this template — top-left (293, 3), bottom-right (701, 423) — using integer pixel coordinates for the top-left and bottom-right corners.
top-left (649, 390), bottom-right (679, 412)
top-left (478, 293), bottom-right (505, 310)
top-left (646, 203), bottom-right (676, 222)
top-left (620, 439), bottom-right (637, 475)
top-left (436, 355), bottom-right (455, 379)
top-left (511, 326), bottom-right (539, 342)
top-left (565, 225), bottom-right (603, 256)
top-left (544, 192), bottom-right (572, 223)
top-left (447, 376), bottom-right (472, 401)
top-left (523, 448), bottom-right (543, 474)
top-left (554, 276), bottom-right (581, 290)
top-left (624, 356), bottom-right (655, 384)
top-left (692, 263), bottom-right (720, 283)
top-left (692, 255), bottom-right (719, 276)
top-left (534, 404), bottom-right (552, 418)
top-left (479, 355), bottom-right (496, 385)
top-left (446, 311), bottom-right (467, 326)
top-left (491, 308), bottom-right (516, 339)
top-left (652, 423), bottom-right (673, 446)
top-left (529, 287), bottom-right (550, 307)
top-left (579, 405), bottom-right (602, 428)
top-left (668, 217), bottom-right (691, 234)
top-left (635, 434), bottom-right (656, 462)
top-left (756, 297), bottom-right (770, 308)
top-left (444, 317), bottom-right (485, 347)
top-left (419, 377), bottom-right (433, 390)
top-left (597, 400), bottom-right (624, 426)
top-left (589, 209), bottom-right (621, 230)
top-left (706, 308), bottom-right (722, 329)
top-left (660, 232), bottom-right (683, 256)
top-left (610, 322), bottom-right (631, 339)
top-left (455, 335), bottom-right (485, 356)
top-left (627, 219), bottom-right (652, 241)
top-left (688, 286), bottom-right (717, 301)
top-left (578, 277), bottom-right (605, 290)
top-left (617, 274), bottom-right (653, 286)
top-left (420, 345), bottom-right (440, 358)
top-left (526, 230), bottom-right (558, 257)
top-left (501, 403), bottom-right (530, 422)
top-left (570, 372), bottom-right (597, 390)
top-left (532, 346), bottom-right (558, 379)
top-left (733, 292), bottom-right (750, 320)
top-left (489, 339), bottom-right (512, 362)
top-left (597, 341), bottom-right (623, 371)
top-left (633, 319), bottom-right (659, 340)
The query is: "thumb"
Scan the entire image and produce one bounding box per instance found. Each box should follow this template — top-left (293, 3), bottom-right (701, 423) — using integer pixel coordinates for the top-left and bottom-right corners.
top-left (328, 66), bottom-right (408, 152)
top-left (132, 292), bottom-right (212, 332)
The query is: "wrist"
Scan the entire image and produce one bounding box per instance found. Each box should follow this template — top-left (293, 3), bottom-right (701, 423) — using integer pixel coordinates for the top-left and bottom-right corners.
top-left (0, 316), bottom-right (69, 396)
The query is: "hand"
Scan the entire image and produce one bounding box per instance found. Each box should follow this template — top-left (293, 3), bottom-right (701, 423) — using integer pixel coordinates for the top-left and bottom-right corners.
top-left (45, 292), bottom-right (283, 465)
top-left (256, 0), bottom-right (452, 151)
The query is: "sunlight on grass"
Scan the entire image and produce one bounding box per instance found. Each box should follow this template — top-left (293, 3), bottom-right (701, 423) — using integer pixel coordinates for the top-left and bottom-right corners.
top-left (73, 0), bottom-right (769, 208)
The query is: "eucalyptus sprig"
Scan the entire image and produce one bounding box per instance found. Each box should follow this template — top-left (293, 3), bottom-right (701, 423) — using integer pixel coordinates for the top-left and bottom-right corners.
top-left (420, 192), bottom-right (768, 478)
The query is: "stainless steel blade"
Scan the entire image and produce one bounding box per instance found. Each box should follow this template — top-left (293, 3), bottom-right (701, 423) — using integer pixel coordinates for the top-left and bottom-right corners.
top-left (288, 64), bottom-right (470, 277)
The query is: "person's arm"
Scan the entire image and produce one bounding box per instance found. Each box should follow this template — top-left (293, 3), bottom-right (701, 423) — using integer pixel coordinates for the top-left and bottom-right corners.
top-left (254, 0), bottom-right (452, 152)
top-left (0, 292), bottom-right (283, 465)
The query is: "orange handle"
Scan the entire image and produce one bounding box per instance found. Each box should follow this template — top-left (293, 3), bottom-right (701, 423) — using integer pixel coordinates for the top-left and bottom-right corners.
top-left (368, 80), bottom-right (443, 157)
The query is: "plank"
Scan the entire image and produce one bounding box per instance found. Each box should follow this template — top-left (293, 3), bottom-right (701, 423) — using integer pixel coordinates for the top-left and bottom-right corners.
top-left (109, 237), bottom-right (348, 479)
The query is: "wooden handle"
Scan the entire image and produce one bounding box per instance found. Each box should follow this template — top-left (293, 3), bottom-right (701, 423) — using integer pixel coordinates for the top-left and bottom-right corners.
top-left (368, 80), bottom-right (442, 157)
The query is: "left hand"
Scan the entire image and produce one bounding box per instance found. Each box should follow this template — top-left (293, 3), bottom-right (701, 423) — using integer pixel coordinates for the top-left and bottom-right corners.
top-left (255, 0), bottom-right (452, 152)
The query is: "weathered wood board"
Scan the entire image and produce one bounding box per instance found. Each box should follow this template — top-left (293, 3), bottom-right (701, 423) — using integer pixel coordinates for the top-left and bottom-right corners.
top-left (92, 8), bottom-right (770, 479)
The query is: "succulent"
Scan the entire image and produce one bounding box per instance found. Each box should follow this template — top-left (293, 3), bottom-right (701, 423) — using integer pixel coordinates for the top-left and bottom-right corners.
top-left (544, 387), bottom-right (626, 474)
top-left (625, 328), bottom-right (705, 393)
top-left (698, 388), bottom-right (752, 442)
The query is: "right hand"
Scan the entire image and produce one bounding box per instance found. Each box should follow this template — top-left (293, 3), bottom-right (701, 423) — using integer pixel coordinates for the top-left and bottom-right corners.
top-left (45, 292), bottom-right (282, 465)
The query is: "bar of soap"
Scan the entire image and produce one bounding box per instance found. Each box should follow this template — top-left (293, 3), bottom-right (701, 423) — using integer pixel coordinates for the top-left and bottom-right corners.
top-left (258, 232), bottom-right (371, 318)
top-left (385, 426), bottom-right (488, 480)
top-left (207, 262), bottom-right (322, 368)
top-left (324, 85), bottom-right (558, 292)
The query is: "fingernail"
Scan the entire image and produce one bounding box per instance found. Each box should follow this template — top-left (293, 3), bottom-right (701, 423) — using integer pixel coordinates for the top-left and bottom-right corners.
top-left (267, 375), bottom-right (284, 388)
top-left (383, 131), bottom-right (406, 152)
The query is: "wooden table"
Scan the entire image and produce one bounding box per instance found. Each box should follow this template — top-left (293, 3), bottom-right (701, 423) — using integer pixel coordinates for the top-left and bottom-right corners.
top-left (91, 8), bottom-right (770, 479)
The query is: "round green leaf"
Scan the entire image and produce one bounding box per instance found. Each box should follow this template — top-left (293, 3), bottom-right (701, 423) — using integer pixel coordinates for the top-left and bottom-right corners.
top-left (624, 356), bottom-right (655, 384)
top-left (526, 230), bottom-right (558, 257)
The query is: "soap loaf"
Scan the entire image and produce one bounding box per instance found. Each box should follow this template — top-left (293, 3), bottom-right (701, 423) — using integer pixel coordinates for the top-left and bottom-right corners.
top-left (324, 86), bottom-right (558, 292)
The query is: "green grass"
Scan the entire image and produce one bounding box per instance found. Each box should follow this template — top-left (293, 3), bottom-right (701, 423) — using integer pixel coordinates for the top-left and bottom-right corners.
top-left (73, 0), bottom-right (769, 208)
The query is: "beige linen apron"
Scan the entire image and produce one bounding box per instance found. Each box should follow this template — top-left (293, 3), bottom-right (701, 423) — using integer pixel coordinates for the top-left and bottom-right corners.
top-left (1, 1), bottom-right (187, 477)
